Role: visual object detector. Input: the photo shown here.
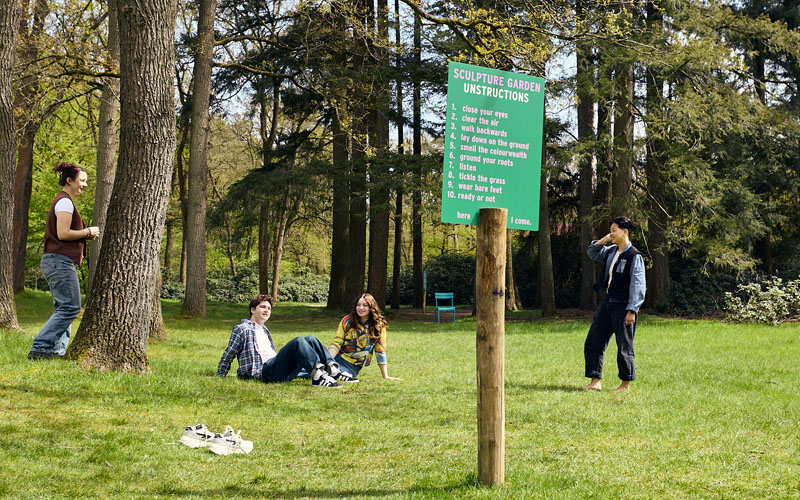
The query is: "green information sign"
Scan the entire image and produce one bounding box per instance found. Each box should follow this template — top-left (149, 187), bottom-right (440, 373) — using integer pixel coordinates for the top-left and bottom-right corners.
top-left (441, 61), bottom-right (545, 231)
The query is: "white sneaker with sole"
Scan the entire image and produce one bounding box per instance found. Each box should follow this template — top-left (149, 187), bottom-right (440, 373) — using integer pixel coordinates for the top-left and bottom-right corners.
top-left (179, 424), bottom-right (215, 448)
top-left (208, 426), bottom-right (254, 455)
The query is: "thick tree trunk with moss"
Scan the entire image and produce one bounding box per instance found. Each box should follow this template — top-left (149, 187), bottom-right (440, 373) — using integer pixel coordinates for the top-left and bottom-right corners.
top-left (181, 0), bottom-right (217, 318)
top-left (0, 0), bottom-right (22, 329)
top-left (66, 0), bottom-right (176, 372)
top-left (505, 229), bottom-right (521, 311)
top-left (327, 111), bottom-right (350, 309)
top-left (88, 0), bottom-right (121, 297)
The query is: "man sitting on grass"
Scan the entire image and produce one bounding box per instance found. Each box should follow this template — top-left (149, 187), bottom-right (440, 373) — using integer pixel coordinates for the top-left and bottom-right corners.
top-left (216, 294), bottom-right (356, 388)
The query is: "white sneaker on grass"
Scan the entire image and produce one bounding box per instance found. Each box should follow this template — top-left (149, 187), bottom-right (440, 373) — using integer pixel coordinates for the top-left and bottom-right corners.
top-left (311, 365), bottom-right (342, 388)
top-left (208, 426), bottom-right (254, 455)
top-left (179, 424), bottom-right (215, 448)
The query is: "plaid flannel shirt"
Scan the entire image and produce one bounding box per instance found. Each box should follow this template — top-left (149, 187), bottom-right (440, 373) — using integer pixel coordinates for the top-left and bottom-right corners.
top-left (216, 319), bottom-right (276, 379)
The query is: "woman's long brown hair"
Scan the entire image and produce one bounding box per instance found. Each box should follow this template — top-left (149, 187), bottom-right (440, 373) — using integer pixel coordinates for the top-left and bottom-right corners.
top-left (348, 293), bottom-right (387, 341)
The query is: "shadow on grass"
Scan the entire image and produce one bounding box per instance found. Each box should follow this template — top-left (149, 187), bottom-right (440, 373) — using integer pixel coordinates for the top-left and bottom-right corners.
top-left (507, 382), bottom-right (583, 393)
top-left (154, 473), bottom-right (479, 498)
top-left (153, 474), bottom-right (479, 498)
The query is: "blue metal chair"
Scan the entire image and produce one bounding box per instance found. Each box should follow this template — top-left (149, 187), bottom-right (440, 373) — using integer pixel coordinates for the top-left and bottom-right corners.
top-left (434, 292), bottom-right (456, 324)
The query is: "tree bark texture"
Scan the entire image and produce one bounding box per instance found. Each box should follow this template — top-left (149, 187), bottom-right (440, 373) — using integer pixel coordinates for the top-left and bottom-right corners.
top-left (0, 0), bottom-right (22, 329)
top-left (66, 0), bottom-right (177, 372)
top-left (367, 0), bottom-right (391, 309)
top-left (12, 127), bottom-right (35, 293)
top-left (11, 0), bottom-right (48, 293)
top-left (181, 0), bottom-right (218, 318)
top-left (258, 202), bottom-right (271, 294)
top-left (411, 10), bottom-right (423, 308)
top-left (149, 269), bottom-right (166, 342)
top-left (475, 208), bottom-right (506, 486)
top-left (390, 0), bottom-right (404, 311)
top-left (611, 16), bottom-right (634, 218)
top-left (88, 0), bottom-right (121, 297)
top-left (594, 61), bottom-right (613, 237)
top-left (327, 111), bottom-right (350, 310)
top-left (576, 15), bottom-right (596, 311)
top-left (538, 152), bottom-right (556, 317)
top-left (504, 229), bottom-right (521, 311)
top-left (645, 0), bottom-right (669, 308)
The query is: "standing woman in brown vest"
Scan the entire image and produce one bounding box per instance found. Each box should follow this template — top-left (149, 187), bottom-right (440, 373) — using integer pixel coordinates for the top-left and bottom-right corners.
top-left (28, 162), bottom-right (100, 359)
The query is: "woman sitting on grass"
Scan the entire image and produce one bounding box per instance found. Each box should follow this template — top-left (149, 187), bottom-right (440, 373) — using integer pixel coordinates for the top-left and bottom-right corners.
top-left (327, 293), bottom-right (401, 382)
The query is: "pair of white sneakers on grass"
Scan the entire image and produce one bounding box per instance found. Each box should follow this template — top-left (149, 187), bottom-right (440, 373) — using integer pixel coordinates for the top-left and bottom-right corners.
top-left (180, 424), bottom-right (253, 456)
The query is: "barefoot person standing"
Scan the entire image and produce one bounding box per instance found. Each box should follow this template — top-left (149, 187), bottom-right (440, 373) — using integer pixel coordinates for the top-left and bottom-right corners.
top-left (28, 162), bottom-right (100, 359)
top-left (583, 217), bottom-right (646, 392)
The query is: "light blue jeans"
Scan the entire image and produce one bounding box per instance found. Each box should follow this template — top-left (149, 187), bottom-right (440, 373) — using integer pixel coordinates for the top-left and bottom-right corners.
top-left (30, 253), bottom-right (82, 356)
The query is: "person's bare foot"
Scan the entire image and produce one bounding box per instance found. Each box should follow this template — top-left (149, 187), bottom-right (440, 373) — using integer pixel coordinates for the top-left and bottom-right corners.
top-left (582, 378), bottom-right (602, 391)
top-left (611, 382), bottom-right (630, 393)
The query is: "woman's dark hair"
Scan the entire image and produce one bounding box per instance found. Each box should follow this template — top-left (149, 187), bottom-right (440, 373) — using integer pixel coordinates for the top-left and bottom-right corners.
top-left (348, 293), bottom-right (387, 341)
top-left (249, 294), bottom-right (275, 313)
top-left (54, 162), bottom-right (85, 186)
top-left (611, 216), bottom-right (635, 236)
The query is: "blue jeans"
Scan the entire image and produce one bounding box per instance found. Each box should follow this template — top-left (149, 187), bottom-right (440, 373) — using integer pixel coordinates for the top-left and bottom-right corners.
top-left (30, 253), bottom-right (82, 356)
top-left (260, 335), bottom-right (334, 382)
top-left (333, 355), bottom-right (361, 376)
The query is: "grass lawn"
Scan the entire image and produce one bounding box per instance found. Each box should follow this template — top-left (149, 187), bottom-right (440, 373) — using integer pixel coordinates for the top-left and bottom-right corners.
top-left (2, 290), bottom-right (799, 499)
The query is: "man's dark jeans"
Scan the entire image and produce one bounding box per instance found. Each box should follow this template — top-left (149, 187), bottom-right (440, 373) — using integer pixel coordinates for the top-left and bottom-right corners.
top-left (584, 294), bottom-right (636, 381)
top-left (260, 335), bottom-right (333, 382)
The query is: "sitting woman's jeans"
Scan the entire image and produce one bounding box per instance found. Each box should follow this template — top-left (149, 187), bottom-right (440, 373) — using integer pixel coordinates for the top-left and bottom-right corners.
top-left (30, 253), bottom-right (82, 356)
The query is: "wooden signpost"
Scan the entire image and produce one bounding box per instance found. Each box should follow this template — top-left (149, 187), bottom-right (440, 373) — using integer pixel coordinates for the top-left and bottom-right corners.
top-left (476, 208), bottom-right (507, 486)
top-left (441, 61), bottom-right (544, 487)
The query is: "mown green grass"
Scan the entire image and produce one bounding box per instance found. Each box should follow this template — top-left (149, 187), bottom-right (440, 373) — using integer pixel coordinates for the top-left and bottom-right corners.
top-left (2, 290), bottom-right (799, 499)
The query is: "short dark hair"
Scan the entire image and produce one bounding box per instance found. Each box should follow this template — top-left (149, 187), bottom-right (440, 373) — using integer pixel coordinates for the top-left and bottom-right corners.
top-left (611, 216), bottom-right (634, 235)
top-left (249, 294), bottom-right (274, 312)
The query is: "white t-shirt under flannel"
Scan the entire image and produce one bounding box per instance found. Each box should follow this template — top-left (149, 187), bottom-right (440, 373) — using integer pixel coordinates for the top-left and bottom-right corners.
top-left (254, 324), bottom-right (276, 361)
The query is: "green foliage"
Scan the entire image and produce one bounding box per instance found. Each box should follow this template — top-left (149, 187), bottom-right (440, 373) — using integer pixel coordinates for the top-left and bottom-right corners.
top-left (725, 277), bottom-right (800, 325)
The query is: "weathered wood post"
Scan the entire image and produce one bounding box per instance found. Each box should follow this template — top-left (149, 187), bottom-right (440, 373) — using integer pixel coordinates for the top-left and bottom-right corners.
top-left (476, 207), bottom-right (507, 486)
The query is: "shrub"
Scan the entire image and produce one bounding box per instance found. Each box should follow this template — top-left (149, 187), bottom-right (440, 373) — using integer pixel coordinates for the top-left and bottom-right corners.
top-left (724, 277), bottom-right (800, 325)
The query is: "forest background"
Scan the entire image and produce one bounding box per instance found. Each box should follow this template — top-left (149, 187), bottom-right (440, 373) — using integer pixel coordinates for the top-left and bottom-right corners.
top-left (2, 0), bottom-right (800, 372)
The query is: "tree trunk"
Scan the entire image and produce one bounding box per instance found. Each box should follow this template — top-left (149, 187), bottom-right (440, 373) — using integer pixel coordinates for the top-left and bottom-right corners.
top-left (576, 2), bottom-right (596, 311)
top-left (12, 127), bottom-right (35, 293)
top-left (11, 0), bottom-right (48, 293)
top-left (181, 0), bottom-right (217, 318)
top-left (611, 5), bottom-right (634, 218)
top-left (149, 269), bottom-right (166, 342)
top-left (66, 0), bottom-right (177, 373)
top-left (258, 202), bottom-right (271, 294)
top-left (164, 218), bottom-right (174, 279)
top-left (176, 112), bottom-right (189, 285)
top-left (327, 111), bottom-right (350, 309)
top-left (390, 0), bottom-right (404, 311)
top-left (411, 10), bottom-right (424, 308)
top-left (505, 229), bottom-right (521, 311)
top-left (538, 149), bottom-right (556, 317)
top-left (0, 0), bottom-right (22, 329)
top-left (645, 0), bottom-right (669, 308)
top-left (345, 3), bottom-right (369, 303)
top-left (595, 60), bottom-right (613, 236)
top-left (88, 0), bottom-right (121, 297)
top-left (367, 0), bottom-right (391, 309)
top-left (271, 190), bottom-right (302, 301)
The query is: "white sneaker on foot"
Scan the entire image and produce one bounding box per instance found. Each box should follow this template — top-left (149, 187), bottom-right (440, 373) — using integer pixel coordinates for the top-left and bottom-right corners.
top-left (311, 365), bottom-right (342, 388)
top-left (208, 426), bottom-right (253, 455)
top-left (179, 424), bottom-right (215, 448)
